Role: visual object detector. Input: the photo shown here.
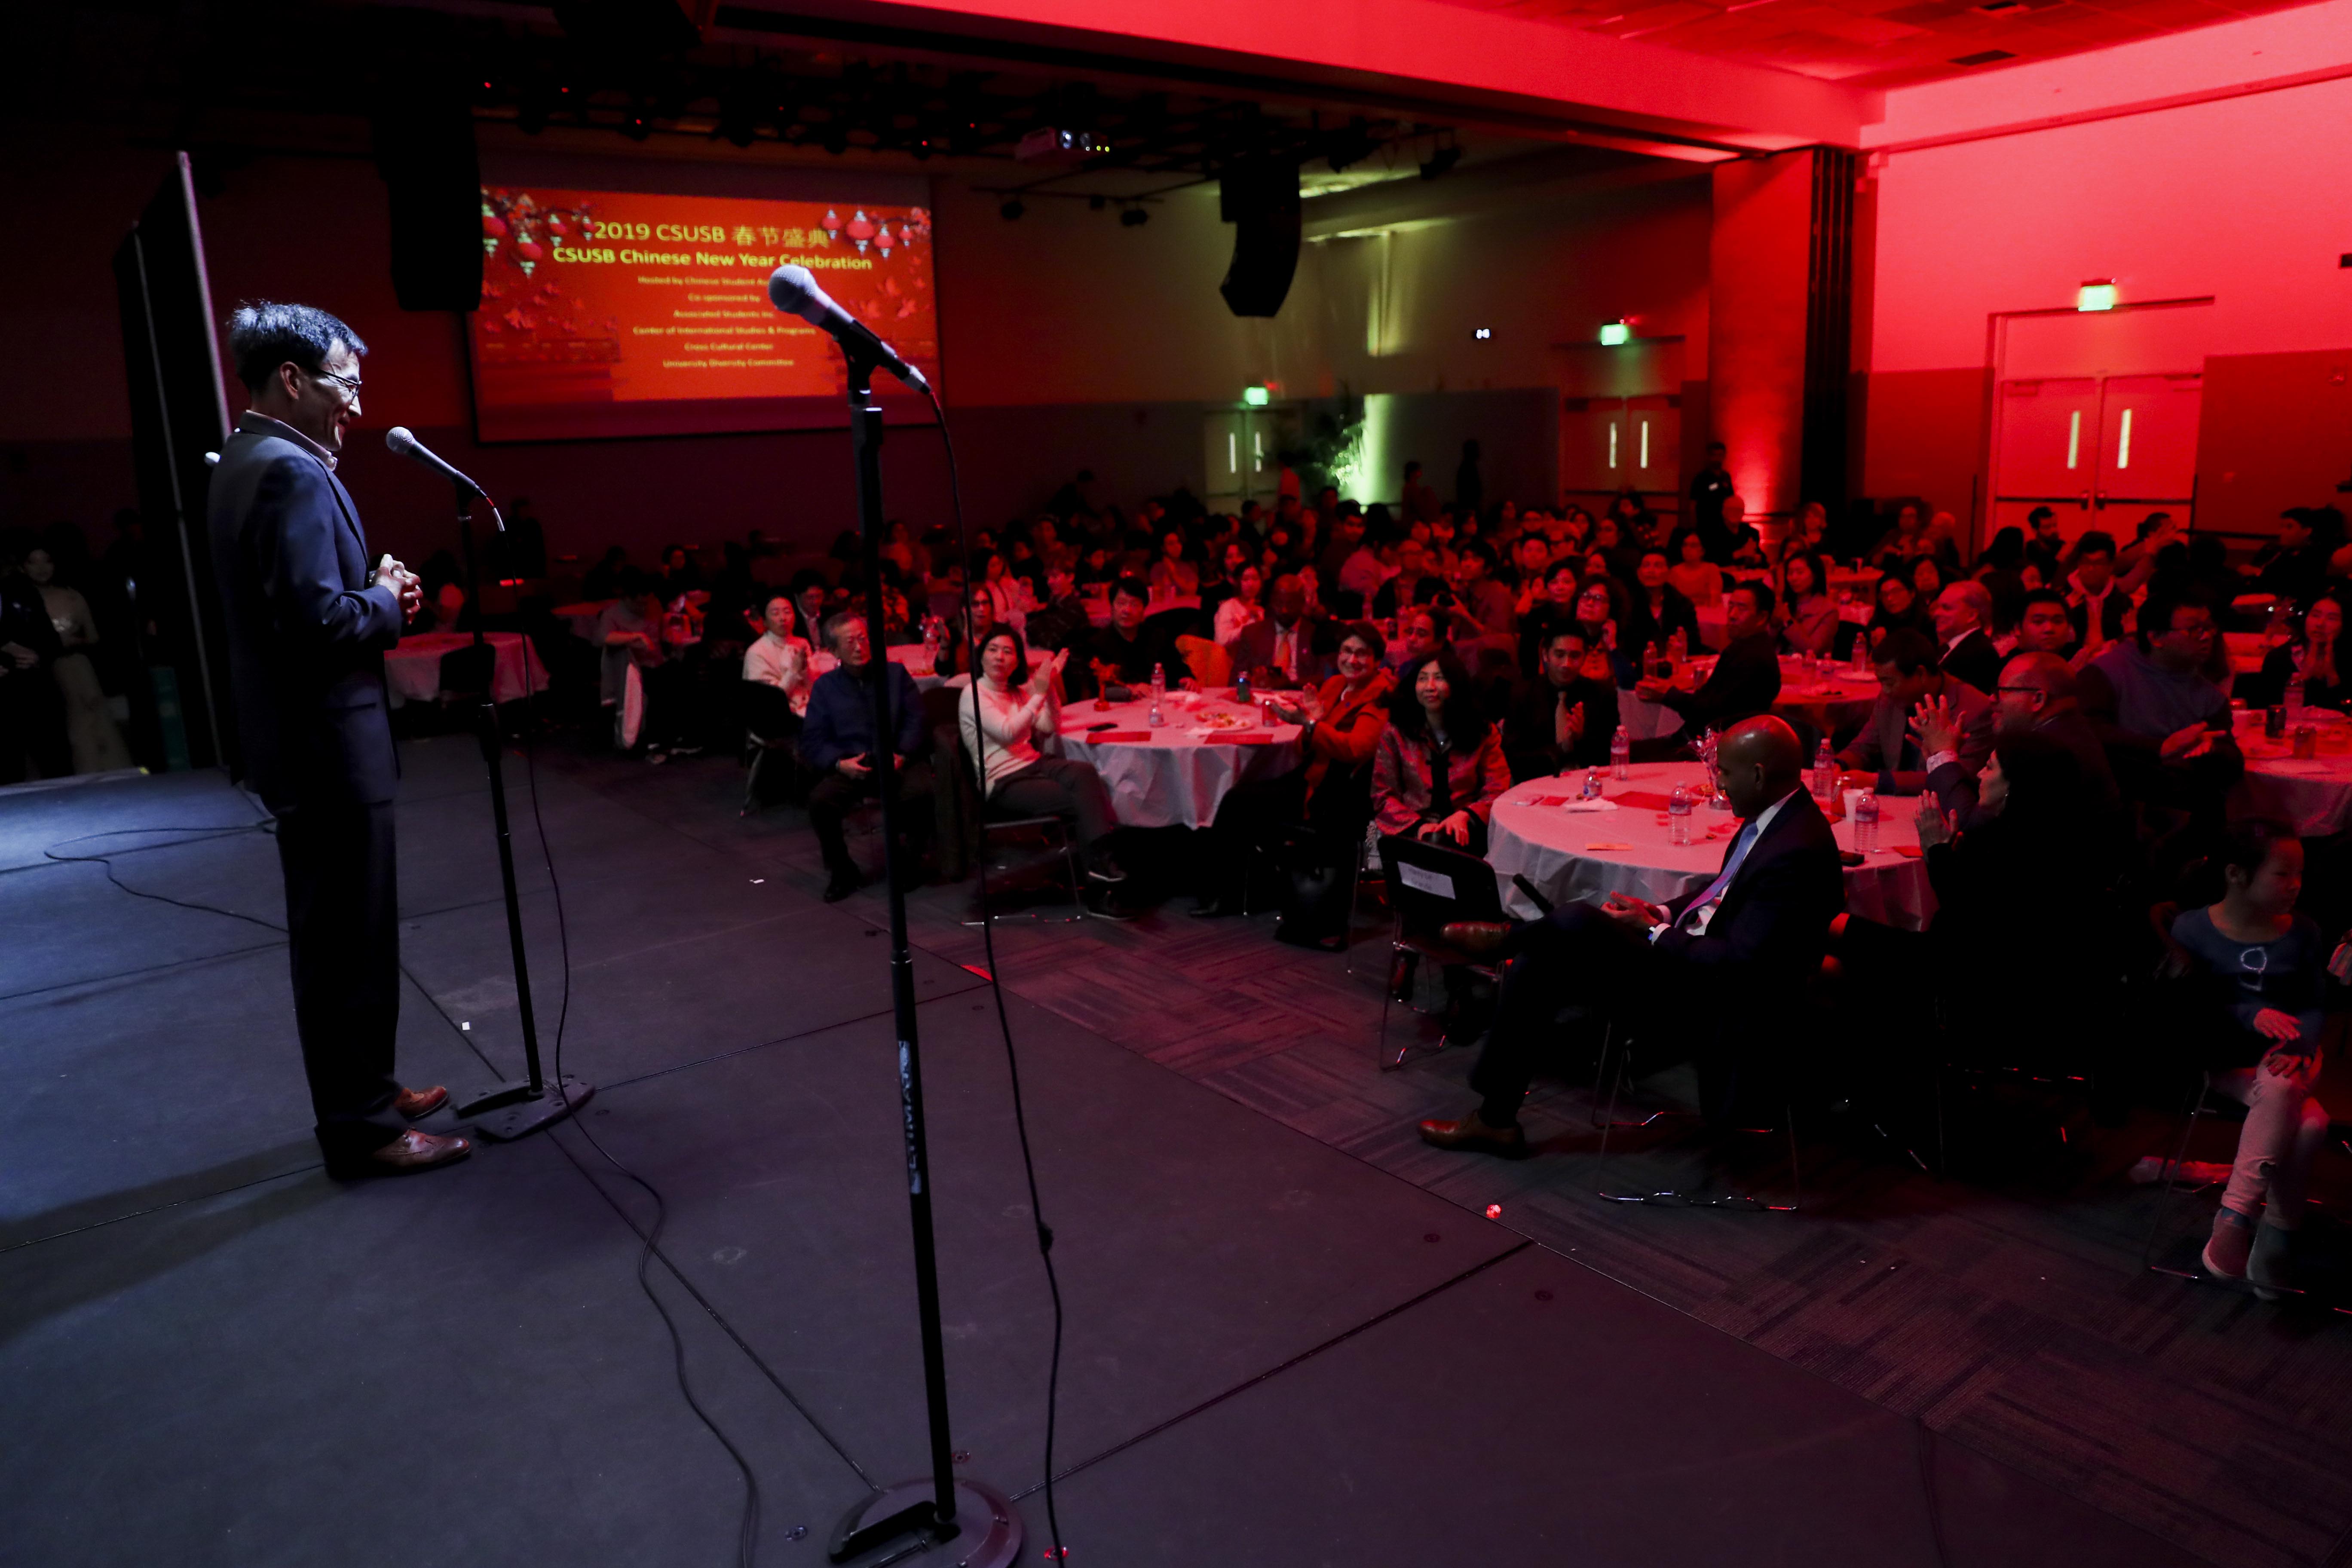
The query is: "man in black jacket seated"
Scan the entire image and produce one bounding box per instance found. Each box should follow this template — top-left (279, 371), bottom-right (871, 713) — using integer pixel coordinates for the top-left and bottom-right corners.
top-left (1630, 580), bottom-right (1781, 761)
top-left (1072, 575), bottom-right (1194, 700)
top-left (1503, 623), bottom-right (1618, 780)
top-left (800, 612), bottom-right (935, 901)
top-left (1419, 715), bottom-right (1844, 1155)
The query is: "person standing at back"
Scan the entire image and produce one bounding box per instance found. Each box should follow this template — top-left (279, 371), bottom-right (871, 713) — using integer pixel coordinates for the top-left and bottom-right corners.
top-left (209, 302), bottom-right (468, 1177)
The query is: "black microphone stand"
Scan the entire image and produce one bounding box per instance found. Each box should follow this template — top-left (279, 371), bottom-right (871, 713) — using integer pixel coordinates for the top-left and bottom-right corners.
top-left (822, 352), bottom-right (1020, 1568)
top-left (442, 483), bottom-right (592, 1139)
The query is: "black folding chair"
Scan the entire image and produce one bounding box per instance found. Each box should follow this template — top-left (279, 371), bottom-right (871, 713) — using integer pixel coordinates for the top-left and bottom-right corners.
top-left (1373, 833), bottom-right (1508, 1071)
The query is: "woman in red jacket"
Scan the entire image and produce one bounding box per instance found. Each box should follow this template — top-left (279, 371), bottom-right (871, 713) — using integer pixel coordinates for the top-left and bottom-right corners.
top-left (1372, 650), bottom-right (1511, 856)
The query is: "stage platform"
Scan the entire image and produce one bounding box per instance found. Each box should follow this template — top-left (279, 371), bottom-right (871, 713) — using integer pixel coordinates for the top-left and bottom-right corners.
top-left (0, 738), bottom-right (2306, 1565)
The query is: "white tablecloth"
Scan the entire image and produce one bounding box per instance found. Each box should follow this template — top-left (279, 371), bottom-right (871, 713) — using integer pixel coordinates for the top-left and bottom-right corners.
top-left (384, 632), bottom-right (549, 708)
top-left (2230, 710), bottom-right (2352, 835)
top-left (1049, 689), bottom-right (1302, 829)
top-left (1485, 762), bottom-right (1935, 930)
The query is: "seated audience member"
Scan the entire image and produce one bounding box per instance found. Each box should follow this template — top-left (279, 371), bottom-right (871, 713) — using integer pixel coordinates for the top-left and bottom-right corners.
top-left (1385, 604), bottom-right (1446, 673)
top-left (1514, 558), bottom-right (1587, 680)
top-left (2244, 508), bottom-right (2334, 610)
top-left (1779, 552), bottom-right (1836, 658)
top-left (1215, 564), bottom-right (1268, 646)
top-left (2023, 507), bottom-right (2066, 584)
top-left (1571, 573), bottom-right (1638, 690)
top-left (741, 592), bottom-right (815, 732)
top-left (789, 570), bottom-right (833, 642)
top-left (2162, 818), bottom-right (2341, 1297)
top-left (597, 572), bottom-right (689, 755)
top-left (1441, 542), bottom-right (1516, 654)
top-left (1371, 537), bottom-right (1435, 620)
top-left (1372, 651), bottom-right (1510, 855)
top-left (1504, 624), bottom-right (1620, 781)
top-left (800, 613), bottom-right (936, 902)
top-left (1229, 573), bottom-right (1333, 691)
top-left (1862, 569), bottom-right (1932, 657)
top-left (657, 542), bottom-right (706, 597)
top-left (2062, 532), bottom-right (2134, 656)
top-left (1022, 562), bottom-right (1091, 654)
top-left (1918, 649), bottom-right (2120, 834)
top-left (1076, 574), bottom-right (1196, 698)
top-left (1833, 628), bottom-right (1992, 796)
top-left (2239, 588), bottom-right (2351, 711)
top-left (956, 626), bottom-right (1127, 894)
top-left (1667, 529), bottom-right (1724, 608)
top-left (1909, 555), bottom-right (1949, 605)
top-left (1148, 527), bottom-right (1199, 598)
top-left (1930, 580), bottom-right (2002, 694)
top-left (1193, 622), bottom-right (1397, 916)
top-left (1715, 497), bottom-right (1767, 567)
top-left (1833, 733), bottom-right (2107, 1048)
top-left (581, 545), bottom-right (628, 601)
top-left (934, 588), bottom-right (999, 678)
top-left (2011, 586), bottom-right (2079, 662)
top-left (1420, 716), bottom-right (1843, 1155)
top-left (1624, 545), bottom-right (1702, 662)
top-left (2079, 585), bottom-right (2242, 820)
top-left (970, 549), bottom-right (1030, 629)
top-left (1632, 581), bottom-right (1782, 756)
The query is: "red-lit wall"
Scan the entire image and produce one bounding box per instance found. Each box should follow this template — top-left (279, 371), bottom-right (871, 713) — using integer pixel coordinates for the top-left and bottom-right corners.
top-left (1862, 69), bottom-right (2352, 543)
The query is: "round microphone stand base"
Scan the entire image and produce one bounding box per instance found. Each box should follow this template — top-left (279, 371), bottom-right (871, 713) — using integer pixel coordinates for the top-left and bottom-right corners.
top-left (826, 1476), bottom-right (1023, 1568)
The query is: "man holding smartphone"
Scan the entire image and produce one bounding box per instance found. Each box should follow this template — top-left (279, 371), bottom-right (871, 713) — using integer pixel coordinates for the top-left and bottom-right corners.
top-left (210, 301), bottom-right (469, 1178)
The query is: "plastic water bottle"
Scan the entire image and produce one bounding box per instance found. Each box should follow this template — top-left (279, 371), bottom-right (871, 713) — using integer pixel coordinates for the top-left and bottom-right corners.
top-left (1812, 738), bottom-right (1835, 799)
top-left (1148, 662), bottom-right (1167, 727)
top-left (1852, 634), bottom-right (1871, 674)
top-left (1668, 784), bottom-right (1696, 846)
top-left (1610, 724), bottom-right (1631, 780)
top-left (1234, 668), bottom-right (1252, 707)
top-left (1581, 768), bottom-right (1604, 799)
top-left (2285, 663), bottom-right (2306, 720)
top-left (1853, 789), bottom-right (1880, 854)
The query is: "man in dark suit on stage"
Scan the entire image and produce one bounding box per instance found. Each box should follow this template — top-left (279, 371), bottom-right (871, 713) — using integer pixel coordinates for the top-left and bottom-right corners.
top-left (1418, 715), bottom-right (1844, 1155)
top-left (210, 301), bottom-right (469, 1177)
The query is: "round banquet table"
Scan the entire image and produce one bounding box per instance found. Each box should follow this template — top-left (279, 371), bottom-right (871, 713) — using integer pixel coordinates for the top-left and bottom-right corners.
top-left (1486, 761), bottom-right (1935, 929)
top-left (384, 631), bottom-right (550, 708)
top-left (553, 599), bottom-right (615, 642)
top-left (1615, 656), bottom-right (1880, 744)
top-left (1049, 688), bottom-right (1302, 829)
top-left (2230, 708), bottom-right (2352, 836)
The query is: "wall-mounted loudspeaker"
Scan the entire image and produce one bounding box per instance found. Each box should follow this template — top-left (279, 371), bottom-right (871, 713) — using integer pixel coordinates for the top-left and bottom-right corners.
top-left (371, 90), bottom-right (484, 313)
top-left (1217, 160), bottom-right (1300, 318)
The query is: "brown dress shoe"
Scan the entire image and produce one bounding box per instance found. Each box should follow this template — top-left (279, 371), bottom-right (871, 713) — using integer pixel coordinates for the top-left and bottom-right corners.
top-left (1418, 1111), bottom-right (1530, 1158)
top-left (1440, 921), bottom-right (1515, 958)
top-left (337, 1129), bottom-right (472, 1179)
top-left (394, 1085), bottom-right (449, 1119)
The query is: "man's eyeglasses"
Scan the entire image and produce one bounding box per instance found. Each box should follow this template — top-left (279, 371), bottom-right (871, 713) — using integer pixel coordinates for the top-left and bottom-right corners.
top-left (306, 366), bottom-right (363, 397)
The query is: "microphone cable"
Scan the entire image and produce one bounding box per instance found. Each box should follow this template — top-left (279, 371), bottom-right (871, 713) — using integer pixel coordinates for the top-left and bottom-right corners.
top-left (925, 383), bottom-right (1072, 1563)
top-left (509, 637), bottom-right (775, 1568)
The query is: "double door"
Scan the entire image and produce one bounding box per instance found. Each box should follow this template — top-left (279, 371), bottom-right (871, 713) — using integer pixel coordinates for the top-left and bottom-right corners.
top-left (1989, 373), bottom-right (2202, 543)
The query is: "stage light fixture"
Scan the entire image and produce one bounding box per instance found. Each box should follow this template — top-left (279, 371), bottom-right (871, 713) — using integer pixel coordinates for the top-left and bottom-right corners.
top-left (2077, 279), bottom-right (2119, 312)
top-left (1473, 327), bottom-right (1491, 340)
top-left (1243, 384), bottom-right (1271, 407)
top-left (1000, 198), bottom-right (1025, 220)
top-left (1599, 320), bottom-right (1632, 346)
top-left (1420, 144), bottom-right (1462, 180)
top-left (1120, 205), bottom-right (1148, 227)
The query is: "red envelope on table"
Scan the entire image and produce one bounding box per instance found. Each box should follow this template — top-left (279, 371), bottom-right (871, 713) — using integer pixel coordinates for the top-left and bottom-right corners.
top-left (1226, 733), bottom-right (1275, 745)
top-left (1893, 844), bottom-right (1923, 858)
top-left (1615, 790), bottom-right (1675, 811)
top-left (1090, 730), bottom-right (1153, 743)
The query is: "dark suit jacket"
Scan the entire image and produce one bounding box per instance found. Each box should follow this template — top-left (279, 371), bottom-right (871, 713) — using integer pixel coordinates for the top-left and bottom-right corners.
top-left (1073, 621), bottom-right (1194, 698)
top-left (800, 660), bottom-right (927, 772)
top-left (1663, 631), bottom-right (1781, 735)
top-left (1502, 676), bottom-right (1619, 780)
top-left (1228, 613), bottom-right (1335, 690)
top-left (1838, 673), bottom-right (1992, 794)
top-left (1653, 789), bottom-right (1844, 994)
top-left (208, 424), bottom-right (403, 812)
top-left (1937, 629), bottom-right (2003, 695)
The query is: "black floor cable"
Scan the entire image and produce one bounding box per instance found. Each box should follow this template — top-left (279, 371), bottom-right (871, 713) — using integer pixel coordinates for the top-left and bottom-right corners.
top-left (928, 384), bottom-right (1071, 1562)
top-left (509, 646), bottom-right (770, 1568)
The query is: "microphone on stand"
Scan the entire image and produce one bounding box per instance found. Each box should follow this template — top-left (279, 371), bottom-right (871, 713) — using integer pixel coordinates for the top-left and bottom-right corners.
top-left (385, 425), bottom-right (493, 510)
top-left (767, 265), bottom-right (931, 394)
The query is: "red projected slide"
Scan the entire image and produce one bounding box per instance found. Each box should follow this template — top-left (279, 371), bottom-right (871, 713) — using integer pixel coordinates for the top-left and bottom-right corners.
top-left (468, 185), bottom-right (939, 441)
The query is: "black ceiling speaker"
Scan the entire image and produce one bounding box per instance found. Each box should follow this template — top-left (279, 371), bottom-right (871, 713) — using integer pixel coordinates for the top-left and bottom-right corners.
top-left (371, 88), bottom-right (483, 312)
top-left (1218, 159), bottom-right (1300, 318)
